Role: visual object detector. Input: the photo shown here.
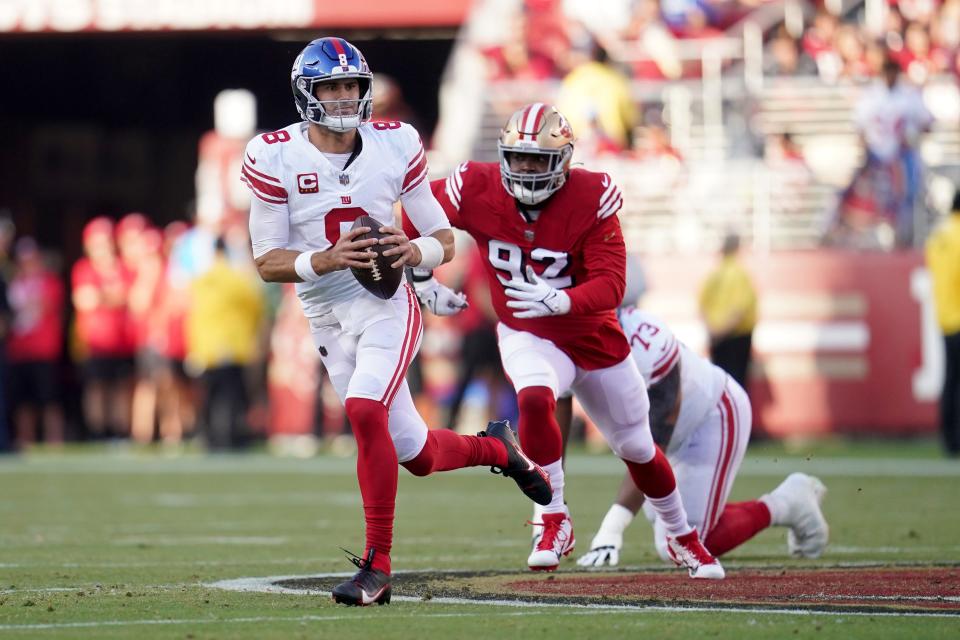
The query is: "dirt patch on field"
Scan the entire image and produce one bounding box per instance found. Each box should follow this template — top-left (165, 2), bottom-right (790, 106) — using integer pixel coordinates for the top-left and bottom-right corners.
top-left (507, 567), bottom-right (960, 612)
top-left (279, 566), bottom-right (960, 614)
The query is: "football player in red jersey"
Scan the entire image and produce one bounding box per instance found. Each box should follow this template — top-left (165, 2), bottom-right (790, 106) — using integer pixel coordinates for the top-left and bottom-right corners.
top-left (406, 103), bottom-right (723, 578)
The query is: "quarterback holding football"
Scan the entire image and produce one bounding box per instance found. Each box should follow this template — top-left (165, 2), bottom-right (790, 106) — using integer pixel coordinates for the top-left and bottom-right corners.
top-left (244, 37), bottom-right (551, 607)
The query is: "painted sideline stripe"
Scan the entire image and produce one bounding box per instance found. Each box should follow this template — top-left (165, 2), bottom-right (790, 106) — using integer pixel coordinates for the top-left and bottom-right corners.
top-left (1, 455), bottom-right (956, 478)
top-left (206, 574), bottom-right (959, 618)
top-left (0, 610), bottom-right (615, 631)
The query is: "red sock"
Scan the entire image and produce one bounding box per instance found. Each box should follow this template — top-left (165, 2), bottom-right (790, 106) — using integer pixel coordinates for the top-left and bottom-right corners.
top-left (401, 429), bottom-right (507, 476)
top-left (703, 501), bottom-right (772, 557)
top-left (624, 446), bottom-right (676, 499)
top-left (517, 386), bottom-right (562, 466)
top-left (344, 397), bottom-right (396, 575)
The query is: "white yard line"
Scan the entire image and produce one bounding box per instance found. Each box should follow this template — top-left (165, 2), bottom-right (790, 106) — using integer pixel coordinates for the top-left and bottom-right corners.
top-left (0, 587), bottom-right (79, 595)
top-left (0, 611), bottom-right (593, 631)
top-left (1, 455), bottom-right (957, 478)
top-left (206, 574), bottom-right (959, 619)
top-left (112, 536), bottom-right (288, 546)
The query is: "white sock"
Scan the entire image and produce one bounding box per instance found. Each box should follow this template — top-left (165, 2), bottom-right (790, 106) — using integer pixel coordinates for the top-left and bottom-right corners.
top-left (759, 493), bottom-right (788, 526)
top-left (542, 459), bottom-right (566, 514)
top-left (646, 488), bottom-right (691, 537)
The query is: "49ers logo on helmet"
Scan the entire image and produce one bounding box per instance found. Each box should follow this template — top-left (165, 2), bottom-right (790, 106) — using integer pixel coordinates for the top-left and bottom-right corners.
top-left (297, 173), bottom-right (319, 194)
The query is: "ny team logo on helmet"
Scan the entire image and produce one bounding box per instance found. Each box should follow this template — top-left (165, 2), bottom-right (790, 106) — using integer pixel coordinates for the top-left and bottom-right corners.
top-left (291, 37), bottom-right (373, 132)
top-left (498, 103), bottom-right (575, 205)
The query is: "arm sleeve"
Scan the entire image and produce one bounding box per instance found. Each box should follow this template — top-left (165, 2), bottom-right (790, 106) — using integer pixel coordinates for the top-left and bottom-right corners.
top-left (400, 176), bottom-right (451, 239)
top-left (566, 214), bottom-right (627, 314)
top-left (402, 178), bottom-right (462, 240)
top-left (242, 137), bottom-right (291, 259)
top-left (248, 196), bottom-right (291, 259)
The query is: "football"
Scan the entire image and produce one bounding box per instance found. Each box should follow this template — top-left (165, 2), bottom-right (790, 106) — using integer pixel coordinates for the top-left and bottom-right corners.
top-left (349, 214), bottom-right (404, 300)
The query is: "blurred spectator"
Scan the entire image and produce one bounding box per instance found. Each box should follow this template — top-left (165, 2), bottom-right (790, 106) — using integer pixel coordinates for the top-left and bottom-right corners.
top-left (152, 220), bottom-right (195, 445)
top-left (71, 217), bottom-right (134, 440)
top-left (0, 214), bottom-right (15, 279)
top-left (624, 0), bottom-right (683, 80)
top-left (699, 233), bottom-right (757, 394)
top-left (850, 55), bottom-right (933, 245)
top-left (557, 42), bottom-right (637, 153)
top-left (0, 220), bottom-right (10, 453)
top-left (484, 0), bottom-right (573, 80)
top-left (523, 0), bottom-right (574, 77)
top-left (634, 121), bottom-right (684, 163)
top-left (7, 238), bottom-right (65, 447)
top-left (661, 0), bottom-right (723, 39)
top-left (114, 213), bottom-right (156, 443)
top-left (126, 226), bottom-right (169, 444)
top-left (186, 237), bottom-right (263, 450)
top-left (766, 132), bottom-right (815, 216)
top-left (266, 284), bottom-right (323, 446)
top-left (764, 26), bottom-right (817, 76)
top-left (803, 10), bottom-right (841, 82)
top-left (935, 0), bottom-right (960, 53)
top-left (562, 0), bottom-right (635, 43)
top-left (834, 25), bottom-right (872, 80)
top-left (372, 74), bottom-right (423, 133)
top-left (925, 189), bottom-right (960, 457)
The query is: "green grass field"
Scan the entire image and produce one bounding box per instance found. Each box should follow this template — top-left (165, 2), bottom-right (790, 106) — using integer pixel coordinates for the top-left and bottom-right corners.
top-left (1, 438), bottom-right (958, 639)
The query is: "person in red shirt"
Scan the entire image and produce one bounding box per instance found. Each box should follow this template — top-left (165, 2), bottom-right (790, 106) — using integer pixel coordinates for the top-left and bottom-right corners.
top-left (7, 238), bottom-right (65, 446)
top-left (71, 217), bottom-right (134, 440)
top-left (406, 103), bottom-right (723, 578)
top-left (153, 221), bottom-right (194, 444)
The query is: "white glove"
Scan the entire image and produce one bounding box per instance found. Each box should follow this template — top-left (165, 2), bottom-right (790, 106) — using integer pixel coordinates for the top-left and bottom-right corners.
top-left (576, 531), bottom-right (623, 568)
top-left (504, 266), bottom-right (571, 319)
top-left (414, 277), bottom-right (468, 316)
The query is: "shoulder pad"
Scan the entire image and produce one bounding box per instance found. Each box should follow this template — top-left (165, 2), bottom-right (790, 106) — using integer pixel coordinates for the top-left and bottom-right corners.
top-left (595, 172), bottom-right (623, 220)
top-left (241, 134), bottom-right (288, 205)
top-left (620, 308), bottom-right (679, 385)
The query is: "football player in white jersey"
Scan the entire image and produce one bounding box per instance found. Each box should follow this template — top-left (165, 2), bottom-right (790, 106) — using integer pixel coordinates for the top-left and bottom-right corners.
top-left (570, 307), bottom-right (829, 567)
top-left (243, 37), bottom-right (551, 607)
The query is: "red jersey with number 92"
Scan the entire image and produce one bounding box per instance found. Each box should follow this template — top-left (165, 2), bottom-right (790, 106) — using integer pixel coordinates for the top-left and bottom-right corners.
top-left (428, 161), bottom-right (630, 370)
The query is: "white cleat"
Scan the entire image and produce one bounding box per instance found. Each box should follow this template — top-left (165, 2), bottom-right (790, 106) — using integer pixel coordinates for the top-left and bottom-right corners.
top-left (666, 529), bottom-right (725, 580)
top-left (576, 530), bottom-right (623, 568)
top-left (769, 472), bottom-right (829, 559)
top-left (527, 510), bottom-right (575, 571)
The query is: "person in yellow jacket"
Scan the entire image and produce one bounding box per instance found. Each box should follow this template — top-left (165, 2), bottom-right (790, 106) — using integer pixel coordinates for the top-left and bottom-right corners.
top-left (557, 44), bottom-right (637, 152)
top-left (187, 237), bottom-right (264, 449)
top-left (699, 233), bottom-right (757, 394)
top-left (926, 190), bottom-right (960, 456)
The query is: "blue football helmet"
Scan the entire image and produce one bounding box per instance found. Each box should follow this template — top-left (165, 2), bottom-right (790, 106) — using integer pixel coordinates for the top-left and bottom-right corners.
top-left (291, 37), bottom-right (373, 132)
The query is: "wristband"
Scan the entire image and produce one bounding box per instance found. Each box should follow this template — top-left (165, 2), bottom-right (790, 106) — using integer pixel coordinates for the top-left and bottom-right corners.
top-left (294, 251), bottom-right (322, 282)
top-left (410, 236), bottom-right (444, 270)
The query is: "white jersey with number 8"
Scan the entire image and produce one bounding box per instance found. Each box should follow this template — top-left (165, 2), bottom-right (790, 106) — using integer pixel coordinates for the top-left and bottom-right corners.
top-left (243, 120), bottom-right (449, 324)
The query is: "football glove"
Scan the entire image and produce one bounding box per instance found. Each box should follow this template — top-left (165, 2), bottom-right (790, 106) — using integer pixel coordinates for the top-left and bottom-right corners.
top-left (504, 266), bottom-right (571, 319)
top-left (576, 531), bottom-right (623, 568)
top-left (413, 275), bottom-right (468, 316)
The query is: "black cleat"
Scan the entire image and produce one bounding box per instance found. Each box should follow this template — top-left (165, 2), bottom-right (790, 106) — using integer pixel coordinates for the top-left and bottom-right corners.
top-left (482, 420), bottom-right (553, 506)
top-left (331, 548), bottom-right (392, 606)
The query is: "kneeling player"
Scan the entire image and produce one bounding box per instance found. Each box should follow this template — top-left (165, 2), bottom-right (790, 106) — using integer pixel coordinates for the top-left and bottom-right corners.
top-left (566, 307), bottom-right (829, 567)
